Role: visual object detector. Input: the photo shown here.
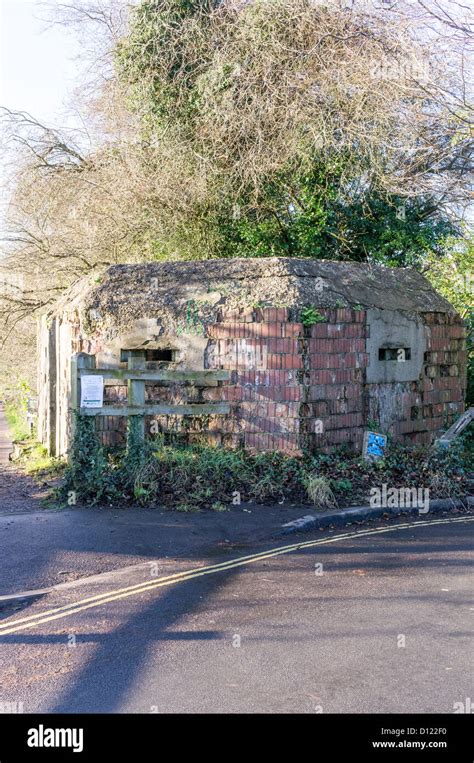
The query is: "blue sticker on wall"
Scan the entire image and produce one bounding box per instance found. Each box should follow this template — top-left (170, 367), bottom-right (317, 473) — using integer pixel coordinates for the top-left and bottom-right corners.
top-left (364, 431), bottom-right (387, 460)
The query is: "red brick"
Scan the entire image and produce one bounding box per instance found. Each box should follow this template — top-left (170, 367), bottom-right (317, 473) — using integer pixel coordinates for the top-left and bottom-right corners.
top-left (343, 324), bottom-right (364, 338)
top-left (310, 370), bottom-right (336, 384)
top-left (325, 428), bottom-right (356, 445)
top-left (261, 308), bottom-right (277, 322)
top-left (245, 385), bottom-right (301, 402)
top-left (283, 323), bottom-right (303, 338)
top-left (236, 323), bottom-right (281, 338)
top-left (341, 353), bottom-right (356, 368)
top-left (257, 307), bottom-right (289, 323)
top-left (308, 385), bottom-right (326, 401)
top-left (344, 384), bottom-right (360, 399)
top-left (335, 308), bottom-right (353, 322)
top-left (327, 324), bottom-right (344, 338)
top-left (221, 386), bottom-right (242, 402)
top-left (356, 353), bottom-right (370, 368)
top-left (310, 354), bottom-right (341, 369)
top-left (449, 325), bottom-right (467, 338)
top-left (310, 323), bottom-right (331, 338)
top-left (324, 385), bottom-right (346, 400)
top-left (331, 399), bottom-right (348, 414)
top-left (266, 354), bottom-right (283, 369)
top-left (429, 338), bottom-right (451, 351)
top-left (309, 338), bottom-right (334, 353)
top-left (335, 338), bottom-right (359, 353)
top-left (267, 337), bottom-right (297, 353)
top-left (309, 417), bottom-right (327, 433)
top-left (284, 354), bottom-right (302, 369)
top-left (312, 401), bottom-right (329, 416)
top-left (240, 370), bottom-right (295, 387)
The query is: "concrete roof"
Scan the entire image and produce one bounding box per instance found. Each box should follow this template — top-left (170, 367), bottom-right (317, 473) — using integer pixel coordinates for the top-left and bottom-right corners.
top-left (50, 258), bottom-right (456, 339)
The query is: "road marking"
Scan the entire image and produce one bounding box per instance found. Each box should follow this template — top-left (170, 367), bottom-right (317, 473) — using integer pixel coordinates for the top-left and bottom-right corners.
top-left (0, 515), bottom-right (472, 636)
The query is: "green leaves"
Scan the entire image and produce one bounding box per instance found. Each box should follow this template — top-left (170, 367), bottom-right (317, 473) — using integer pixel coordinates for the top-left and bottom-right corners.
top-left (61, 415), bottom-right (114, 505)
top-left (114, 0), bottom-right (465, 266)
top-left (213, 163), bottom-right (458, 265)
top-left (300, 306), bottom-right (325, 327)
top-left (60, 432), bottom-right (472, 509)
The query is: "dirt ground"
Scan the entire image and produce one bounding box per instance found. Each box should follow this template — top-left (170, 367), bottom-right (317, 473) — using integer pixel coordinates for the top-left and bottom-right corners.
top-left (0, 462), bottom-right (52, 515)
top-left (0, 405), bottom-right (50, 514)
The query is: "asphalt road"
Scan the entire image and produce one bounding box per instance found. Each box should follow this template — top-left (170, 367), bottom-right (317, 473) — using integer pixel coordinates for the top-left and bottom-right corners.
top-left (0, 514), bottom-right (472, 713)
top-left (0, 502), bottom-right (319, 594)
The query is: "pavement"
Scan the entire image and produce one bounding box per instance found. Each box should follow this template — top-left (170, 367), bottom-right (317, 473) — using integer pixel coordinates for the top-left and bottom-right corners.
top-left (0, 502), bottom-right (320, 596)
top-left (1, 492), bottom-right (471, 599)
top-left (0, 513), bottom-right (472, 713)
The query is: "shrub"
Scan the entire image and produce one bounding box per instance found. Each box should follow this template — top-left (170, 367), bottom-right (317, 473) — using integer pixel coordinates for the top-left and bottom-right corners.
top-left (300, 306), bottom-right (325, 328)
top-left (303, 474), bottom-right (337, 510)
top-left (62, 415), bottom-right (115, 505)
top-left (60, 420), bottom-right (472, 510)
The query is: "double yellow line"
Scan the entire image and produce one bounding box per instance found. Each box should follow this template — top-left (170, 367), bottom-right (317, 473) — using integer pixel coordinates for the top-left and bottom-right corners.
top-left (0, 515), bottom-right (472, 636)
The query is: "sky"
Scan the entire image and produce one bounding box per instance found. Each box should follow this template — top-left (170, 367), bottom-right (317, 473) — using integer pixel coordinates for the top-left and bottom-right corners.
top-left (0, 0), bottom-right (85, 131)
top-left (0, 0), bottom-right (91, 240)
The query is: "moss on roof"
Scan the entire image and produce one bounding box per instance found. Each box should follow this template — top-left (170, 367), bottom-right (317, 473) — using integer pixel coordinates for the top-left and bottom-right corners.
top-left (49, 258), bottom-right (456, 340)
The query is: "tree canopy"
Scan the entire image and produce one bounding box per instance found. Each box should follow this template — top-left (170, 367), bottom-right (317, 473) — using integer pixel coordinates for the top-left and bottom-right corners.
top-left (113, 0), bottom-right (471, 261)
top-left (0, 0), bottom-right (472, 354)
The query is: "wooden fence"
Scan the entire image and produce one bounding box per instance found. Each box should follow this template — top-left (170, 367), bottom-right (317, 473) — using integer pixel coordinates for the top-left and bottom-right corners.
top-left (70, 351), bottom-right (230, 456)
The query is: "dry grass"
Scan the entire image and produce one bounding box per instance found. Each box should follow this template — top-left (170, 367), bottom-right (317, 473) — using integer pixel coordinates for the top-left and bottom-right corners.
top-left (304, 473), bottom-right (338, 511)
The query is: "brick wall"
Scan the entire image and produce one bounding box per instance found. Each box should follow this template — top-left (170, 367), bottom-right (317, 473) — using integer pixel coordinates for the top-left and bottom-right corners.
top-left (203, 307), bottom-right (303, 451)
top-left (67, 306), bottom-right (466, 454)
top-left (388, 312), bottom-right (467, 445)
top-left (304, 308), bottom-right (368, 452)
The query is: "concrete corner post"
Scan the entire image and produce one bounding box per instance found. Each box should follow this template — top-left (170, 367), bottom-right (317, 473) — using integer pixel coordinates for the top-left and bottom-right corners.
top-left (127, 350), bottom-right (146, 459)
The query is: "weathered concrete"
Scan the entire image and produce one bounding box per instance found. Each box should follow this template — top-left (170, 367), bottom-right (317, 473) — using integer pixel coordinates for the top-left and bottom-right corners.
top-left (366, 308), bottom-right (426, 383)
top-left (96, 321), bottom-right (208, 372)
top-left (46, 258), bottom-right (455, 343)
top-left (37, 315), bottom-right (57, 454)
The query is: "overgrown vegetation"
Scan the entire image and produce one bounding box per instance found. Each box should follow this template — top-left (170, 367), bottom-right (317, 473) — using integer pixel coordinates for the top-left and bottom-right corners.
top-left (300, 305), bottom-right (325, 327)
top-left (467, 311), bottom-right (474, 407)
top-left (1, 0), bottom-right (472, 355)
top-left (4, 402), bottom-right (30, 443)
top-left (114, 0), bottom-right (469, 264)
top-left (3, 378), bottom-right (34, 442)
top-left (59, 416), bottom-right (472, 510)
top-left (425, 237), bottom-right (474, 405)
top-left (199, 170), bottom-right (460, 266)
top-left (0, 0), bottom-right (471, 477)
top-left (10, 442), bottom-right (65, 479)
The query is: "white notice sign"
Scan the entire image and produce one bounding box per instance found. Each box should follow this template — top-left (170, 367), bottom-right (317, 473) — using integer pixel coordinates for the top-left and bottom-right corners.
top-left (80, 375), bottom-right (104, 408)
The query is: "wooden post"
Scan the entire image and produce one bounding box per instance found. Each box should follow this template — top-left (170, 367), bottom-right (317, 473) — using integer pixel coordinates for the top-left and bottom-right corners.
top-left (435, 406), bottom-right (474, 448)
top-left (127, 350), bottom-right (146, 460)
top-left (69, 353), bottom-right (96, 463)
